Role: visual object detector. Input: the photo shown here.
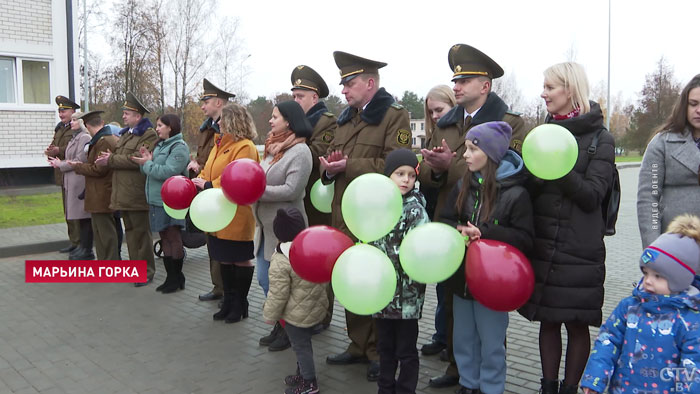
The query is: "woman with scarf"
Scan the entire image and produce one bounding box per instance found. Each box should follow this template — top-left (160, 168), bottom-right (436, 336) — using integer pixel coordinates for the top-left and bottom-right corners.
top-left (255, 100), bottom-right (313, 352)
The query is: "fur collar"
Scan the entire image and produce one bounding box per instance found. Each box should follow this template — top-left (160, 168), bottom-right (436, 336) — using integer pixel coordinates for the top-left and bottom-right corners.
top-left (119, 117), bottom-right (154, 136)
top-left (306, 102), bottom-right (329, 128)
top-left (337, 87), bottom-right (395, 126)
top-left (199, 117), bottom-right (220, 133)
top-left (437, 92), bottom-right (509, 129)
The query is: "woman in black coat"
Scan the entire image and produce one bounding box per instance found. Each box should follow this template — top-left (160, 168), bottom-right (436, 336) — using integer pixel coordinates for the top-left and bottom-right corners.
top-left (518, 62), bottom-right (615, 394)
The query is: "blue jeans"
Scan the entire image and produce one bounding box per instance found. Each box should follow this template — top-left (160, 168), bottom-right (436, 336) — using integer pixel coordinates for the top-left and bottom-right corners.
top-left (256, 234), bottom-right (270, 296)
top-left (432, 283), bottom-right (447, 344)
top-left (452, 295), bottom-right (508, 394)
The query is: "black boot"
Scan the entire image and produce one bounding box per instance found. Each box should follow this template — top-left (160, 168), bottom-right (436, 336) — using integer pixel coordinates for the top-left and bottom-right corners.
top-left (260, 321), bottom-right (282, 346)
top-left (558, 381), bottom-right (579, 394)
top-left (223, 265), bottom-right (244, 324)
top-left (235, 266), bottom-right (254, 319)
top-left (162, 257), bottom-right (185, 294)
top-left (539, 378), bottom-right (559, 394)
top-left (268, 325), bottom-right (291, 351)
top-left (213, 264), bottom-right (236, 321)
top-left (156, 257), bottom-right (172, 292)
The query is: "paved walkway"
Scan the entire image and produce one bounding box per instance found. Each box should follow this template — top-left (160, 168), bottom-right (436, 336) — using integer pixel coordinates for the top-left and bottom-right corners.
top-left (0, 167), bottom-right (644, 393)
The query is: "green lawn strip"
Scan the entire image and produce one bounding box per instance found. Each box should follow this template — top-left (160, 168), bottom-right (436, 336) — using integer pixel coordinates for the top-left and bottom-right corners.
top-left (615, 155), bottom-right (642, 163)
top-left (0, 193), bottom-right (64, 228)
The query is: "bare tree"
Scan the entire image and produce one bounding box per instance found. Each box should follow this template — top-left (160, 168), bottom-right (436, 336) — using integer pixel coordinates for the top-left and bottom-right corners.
top-left (492, 72), bottom-right (525, 112)
top-left (149, 0), bottom-right (168, 114)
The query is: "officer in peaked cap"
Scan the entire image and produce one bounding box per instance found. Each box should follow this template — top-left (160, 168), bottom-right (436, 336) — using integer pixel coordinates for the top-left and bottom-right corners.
top-left (321, 51), bottom-right (410, 382)
top-left (194, 78), bottom-right (236, 302)
top-left (122, 92), bottom-right (151, 115)
top-left (418, 43), bottom-right (526, 390)
top-left (48, 95), bottom-right (82, 253)
top-left (291, 65), bottom-right (330, 99)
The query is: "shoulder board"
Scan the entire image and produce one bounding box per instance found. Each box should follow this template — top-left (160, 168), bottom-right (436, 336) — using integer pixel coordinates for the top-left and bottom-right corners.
top-left (391, 103), bottom-right (404, 110)
top-left (323, 112), bottom-right (335, 117)
top-left (506, 110), bottom-right (522, 117)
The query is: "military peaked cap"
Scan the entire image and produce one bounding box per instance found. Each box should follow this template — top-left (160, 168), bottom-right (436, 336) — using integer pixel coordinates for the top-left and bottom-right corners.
top-left (122, 92), bottom-right (150, 115)
top-left (291, 65), bottom-right (329, 99)
top-left (55, 95), bottom-right (80, 110)
top-left (333, 51), bottom-right (387, 85)
top-left (77, 110), bottom-right (104, 124)
top-left (200, 78), bottom-right (236, 101)
top-left (448, 44), bottom-right (504, 81)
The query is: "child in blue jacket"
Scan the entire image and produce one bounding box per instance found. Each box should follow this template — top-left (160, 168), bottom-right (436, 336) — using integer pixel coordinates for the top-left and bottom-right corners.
top-left (582, 214), bottom-right (700, 394)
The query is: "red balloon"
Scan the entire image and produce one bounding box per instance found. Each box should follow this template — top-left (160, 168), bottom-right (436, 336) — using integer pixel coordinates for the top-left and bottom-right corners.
top-left (465, 239), bottom-right (534, 312)
top-left (289, 226), bottom-right (354, 283)
top-left (220, 158), bottom-right (266, 205)
top-left (160, 176), bottom-right (197, 210)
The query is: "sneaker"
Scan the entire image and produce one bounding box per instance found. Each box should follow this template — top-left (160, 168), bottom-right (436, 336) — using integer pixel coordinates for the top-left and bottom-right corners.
top-left (284, 374), bottom-right (304, 386)
top-left (284, 378), bottom-right (319, 394)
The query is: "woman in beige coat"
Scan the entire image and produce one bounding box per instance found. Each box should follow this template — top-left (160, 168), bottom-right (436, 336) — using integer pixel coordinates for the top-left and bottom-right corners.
top-left (49, 113), bottom-right (94, 260)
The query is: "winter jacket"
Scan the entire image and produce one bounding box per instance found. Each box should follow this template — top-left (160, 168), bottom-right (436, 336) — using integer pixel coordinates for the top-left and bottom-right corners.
top-left (518, 101), bottom-right (615, 326)
top-left (50, 122), bottom-right (73, 186)
top-left (637, 128), bottom-right (700, 248)
top-left (439, 151), bottom-right (534, 299)
top-left (141, 133), bottom-right (189, 207)
top-left (254, 143), bottom-right (312, 261)
top-left (198, 134), bottom-right (259, 242)
top-left (303, 102), bottom-right (336, 226)
top-left (370, 188), bottom-right (430, 319)
top-left (581, 278), bottom-right (700, 394)
top-left (263, 242), bottom-right (329, 328)
top-left (73, 127), bottom-right (118, 213)
top-left (56, 129), bottom-right (91, 220)
top-left (190, 117), bottom-right (219, 178)
top-left (108, 118), bottom-right (158, 211)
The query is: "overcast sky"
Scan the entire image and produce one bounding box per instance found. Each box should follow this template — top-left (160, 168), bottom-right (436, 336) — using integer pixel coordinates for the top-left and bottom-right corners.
top-left (93, 0), bottom-right (699, 110)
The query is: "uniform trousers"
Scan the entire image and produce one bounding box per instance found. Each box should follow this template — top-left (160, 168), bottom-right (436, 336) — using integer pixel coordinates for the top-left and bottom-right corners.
top-left (122, 210), bottom-right (155, 278)
top-left (91, 212), bottom-right (119, 260)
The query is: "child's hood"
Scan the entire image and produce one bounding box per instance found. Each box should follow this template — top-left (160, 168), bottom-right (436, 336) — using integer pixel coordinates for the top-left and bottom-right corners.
top-left (279, 242), bottom-right (292, 259)
top-left (495, 150), bottom-right (524, 181)
top-left (634, 276), bottom-right (700, 313)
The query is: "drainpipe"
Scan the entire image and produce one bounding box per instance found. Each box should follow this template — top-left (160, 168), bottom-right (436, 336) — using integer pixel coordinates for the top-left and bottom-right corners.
top-left (65, 0), bottom-right (75, 101)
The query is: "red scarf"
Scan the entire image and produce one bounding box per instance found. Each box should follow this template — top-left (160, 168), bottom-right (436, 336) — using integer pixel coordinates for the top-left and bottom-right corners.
top-left (552, 107), bottom-right (580, 120)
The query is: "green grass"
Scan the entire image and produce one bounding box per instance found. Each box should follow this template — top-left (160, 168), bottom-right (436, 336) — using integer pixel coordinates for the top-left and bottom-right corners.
top-left (0, 193), bottom-right (65, 228)
top-left (615, 155), bottom-right (643, 163)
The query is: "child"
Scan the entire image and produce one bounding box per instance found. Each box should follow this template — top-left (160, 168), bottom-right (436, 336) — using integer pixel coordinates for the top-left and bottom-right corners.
top-left (438, 121), bottom-right (534, 394)
top-left (262, 207), bottom-right (328, 394)
top-left (371, 148), bottom-right (430, 394)
top-left (581, 214), bottom-right (700, 394)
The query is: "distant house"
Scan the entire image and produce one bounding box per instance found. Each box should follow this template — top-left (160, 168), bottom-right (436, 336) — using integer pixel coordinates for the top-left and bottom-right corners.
top-left (410, 118), bottom-right (426, 149)
top-left (0, 0), bottom-right (79, 185)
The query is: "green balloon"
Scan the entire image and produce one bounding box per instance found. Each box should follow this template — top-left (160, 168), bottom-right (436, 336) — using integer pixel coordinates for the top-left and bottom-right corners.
top-left (163, 203), bottom-right (188, 220)
top-left (399, 222), bottom-right (465, 284)
top-left (331, 244), bottom-right (397, 315)
top-left (189, 188), bottom-right (238, 232)
top-left (310, 179), bottom-right (334, 213)
top-left (341, 173), bottom-right (402, 242)
top-left (522, 123), bottom-right (578, 180)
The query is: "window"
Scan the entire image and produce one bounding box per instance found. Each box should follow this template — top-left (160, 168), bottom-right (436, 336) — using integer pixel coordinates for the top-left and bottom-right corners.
top-left (410, 123), bottom-right (415, 131)
top-left (421, 122), bottom-right (424, 131)
top-left (0, 56), bottom-right (51, 105)
top-left (412, 137), bottom-right (416, 145)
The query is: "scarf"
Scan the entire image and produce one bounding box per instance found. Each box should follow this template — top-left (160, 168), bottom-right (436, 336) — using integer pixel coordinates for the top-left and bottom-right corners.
top-left (551, 107), bottom-right (580, 120)
top-left (264, 130), bottom-right (305, 165)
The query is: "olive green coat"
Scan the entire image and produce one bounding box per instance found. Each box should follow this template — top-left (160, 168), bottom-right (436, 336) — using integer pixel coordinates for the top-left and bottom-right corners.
top-left (191, 117), bottom-right (218, 178)
top-left (108, 119), bottom-right (158, 211)
top-left (304, 102), bottom-right (337, 226)
top-left (418, 93), bottom-right (527, 219)
top-left (50, 122), bottom-right (73, 186)
top-left (73, 127), bottom-right (118, 213)
top-left (322, 88), bottom-right (411, 237)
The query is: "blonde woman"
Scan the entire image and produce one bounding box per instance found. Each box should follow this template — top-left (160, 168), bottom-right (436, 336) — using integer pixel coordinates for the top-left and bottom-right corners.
top-left (192, 103), bottom-right (259, 324)
top-left (423, 85), bottom-right (456, 143)
top-left (518, 62), bottom-right (615, 394)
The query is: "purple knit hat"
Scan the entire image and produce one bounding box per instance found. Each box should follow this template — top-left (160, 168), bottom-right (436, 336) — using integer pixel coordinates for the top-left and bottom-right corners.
top-left (465, 121), bottom-right (512, 163)
top-left (640, 233), bottom-right (700, 293)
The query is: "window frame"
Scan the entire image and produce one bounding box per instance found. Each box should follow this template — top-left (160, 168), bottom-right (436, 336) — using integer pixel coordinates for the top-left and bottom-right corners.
top-left (0, 53), bottom-right (54, 111)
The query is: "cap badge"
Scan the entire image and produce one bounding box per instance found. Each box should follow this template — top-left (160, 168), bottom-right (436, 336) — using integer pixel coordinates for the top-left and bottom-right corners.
top-left (455, 65), bottom-right (462, 73)
top-left (295, 79), bottom-right (302, 86)
top-left (296, 65), bottom-right (304, 70)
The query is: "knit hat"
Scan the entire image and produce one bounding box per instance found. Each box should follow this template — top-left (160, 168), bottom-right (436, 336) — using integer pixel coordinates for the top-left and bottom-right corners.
top-left (276, 101), bottom-right (312, 139)
top-left (465, 121), bottom-right (512, 163)
top-left (273, 207), bottom-right (307, 243)
top-left (384, 148), bottom-right (419, 176)
top-left (640, 232), bottom-right (700, 293)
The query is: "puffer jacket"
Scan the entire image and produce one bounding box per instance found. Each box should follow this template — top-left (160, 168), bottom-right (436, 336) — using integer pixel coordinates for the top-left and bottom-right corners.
top-left (439, 150), bottom-right (534, 300)
top-left (141, 133), bottom-right (189, 206)
top-left (371, 188), bottom-right (430, 319)
top-left (518, 101), bottom-right (615, 326)
top-left (263, 242), bottom-right (329, 328)
top-left (581, 277), bottom-right (700, 393)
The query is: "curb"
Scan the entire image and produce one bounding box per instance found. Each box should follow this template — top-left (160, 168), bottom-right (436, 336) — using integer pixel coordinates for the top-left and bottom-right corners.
top-left (0, 241), bottom-right (70, 259)
top-left (615, 162), bottom-right (641, 169)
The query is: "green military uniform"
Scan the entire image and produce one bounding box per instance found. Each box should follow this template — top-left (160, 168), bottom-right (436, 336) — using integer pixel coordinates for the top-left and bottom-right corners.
top-left (324, 52), bottom-right (411, 362)
top-left (52, 96), bottom-right (81, 248)
top-left (418, 43), bottom-right (528, 381)
top-left (109, 93), bottom-right (158, 280)
top-left (73, 111), bottom-right (120, 260)
top-left (291, 65), bottom-right (338, 326)
top-left (198, 78), bottom-right (235, 297)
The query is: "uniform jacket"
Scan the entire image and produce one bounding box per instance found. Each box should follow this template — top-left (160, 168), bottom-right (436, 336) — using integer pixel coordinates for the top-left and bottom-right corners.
top-left (73, 126), bottom-right (118, 213)
top-left (418, 92), bottom-right (526, 221)
top-left (637, 128), bottom-right (700, 248)
top-left (303, 102), bottom-right (336, 226)
top-left (581, 278), bottom-right (700, 394)
top-left (263, 242), bottom-right (329, 328)
top-left (108, 118), bottom-right (158, 211)
top-left (198, 134), bottom-right (259, 241)
top-left (141, 133), bottom-right (189, 206)
top-left (56, 129), bottom-right (91, 220)
top-left (518, 102), bottom-right (616, 326)
top-left (50, 122), bottom-right (73, 186)
top-left (371, 188), bottom-right (430, 319)
top-left (438, 151), bottom-right (534, 299)
top-left (254, 143), bottom-right (312, 261)
top-left (322, 88), bottom-right (411, 237)
top-left (191, 117), bottom-right (219, 177)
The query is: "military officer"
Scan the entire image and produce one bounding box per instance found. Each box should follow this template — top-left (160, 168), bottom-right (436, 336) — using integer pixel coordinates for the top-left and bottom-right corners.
top-left (418, 43), bottom-right (527, 389)
top-left (96, 92), bottom-right (158, 286)
top-left (46, 95), bottom-right (81, 253)
top-left (192, 78), bottom-right (236, 302)
top-left (320, 51), bottom-right (411, 382)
